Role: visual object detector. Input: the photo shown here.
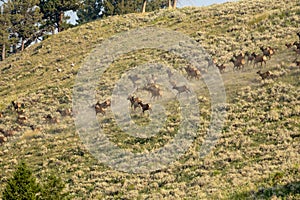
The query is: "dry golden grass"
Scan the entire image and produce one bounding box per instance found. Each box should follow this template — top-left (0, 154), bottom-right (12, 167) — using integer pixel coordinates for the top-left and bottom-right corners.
top-left (0, 0), bottom-right (299, 199)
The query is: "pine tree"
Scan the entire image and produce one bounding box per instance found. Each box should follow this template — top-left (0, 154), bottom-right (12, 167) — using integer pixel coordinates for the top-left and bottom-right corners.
top-left (6, 0), bottom-right (42, 52)
top-left (2, 161), bottom-right (68, 200)
top-left (2, 162), bottom-right (41, 200)
top-left (76, 0), bottom-right (104, 24)
top-left (144, 0), bottom-right (166, 12)
top-left (39, 0), bottom-right (82, 33)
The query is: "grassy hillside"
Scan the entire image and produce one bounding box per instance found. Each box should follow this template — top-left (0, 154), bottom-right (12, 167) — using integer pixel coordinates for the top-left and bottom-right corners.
top-left (0, 0), bottom-right (300, 199)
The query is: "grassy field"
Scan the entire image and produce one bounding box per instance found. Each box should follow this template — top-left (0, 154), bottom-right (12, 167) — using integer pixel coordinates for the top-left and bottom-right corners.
top-left (0, 0), bottom-right (299, 199)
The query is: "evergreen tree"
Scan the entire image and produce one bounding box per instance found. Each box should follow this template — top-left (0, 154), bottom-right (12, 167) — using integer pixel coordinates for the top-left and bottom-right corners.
top-left (2, 162), bottom-right (41, 200)
top-left (7, 0), bottom-right (43, 51)
top-left (76, 0), bottom-right (103, 24)
top-left (145, 0), bottom-right (166, 12)
top-left (2, 161), bottom-right (68, 200)
top-left (39, 0), bottom-right (82, 33)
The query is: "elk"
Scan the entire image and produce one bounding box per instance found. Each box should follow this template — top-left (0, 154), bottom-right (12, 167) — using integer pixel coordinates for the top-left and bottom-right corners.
top-left (44, 114), bottom-right (59, 124)
top-left (216, 63), bottom-right (226, 73)
top-left (257, 70), bottom-right (275, 80)
top-left (170, 81), bottom-right (191, 97)
top-left (138, 101), bottom-right (152, 113)
top-left (253, 53), bottom-right (267, 68)
top-left (142, 83), bottom-right (162, 99)
top-left (185, 65), bottom-right (201, 79)
top-left (11, 101), bottom-right (24, 111)
top-left (260, 46), bottom-right (275, 59)
top-left (245, 51), bottom-right (255, 65)
top-left (285, 43), bottom-right (293, 48)
top-left (230, 53), bottom-right (245, 71)
top-left (94, 100), bottom-right (111, 115)
top-left (56, 108), bottom-right (72, 116)
top-left (127, 95), bottom-right (142, 110)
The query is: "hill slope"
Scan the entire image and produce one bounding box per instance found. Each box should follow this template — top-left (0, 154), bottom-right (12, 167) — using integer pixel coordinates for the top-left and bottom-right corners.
top-left (0, 0), bottom-right (300, 199)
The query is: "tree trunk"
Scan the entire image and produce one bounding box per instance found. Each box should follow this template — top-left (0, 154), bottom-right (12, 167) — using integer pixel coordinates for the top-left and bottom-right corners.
top-left (173, 0), bottom-right (177, 8)
top-left (52, 26), bottom-right (55, 35)
top-left (142, 0), bottom-right (147, 13)
top-left (1, 44), bottom-right (5, 61)
top-left (168, 0), bottom-right (172, 9)
top-left (21, 39), bottom-right (25, 51)
top-left (58, 11), bottom-right (64, 32)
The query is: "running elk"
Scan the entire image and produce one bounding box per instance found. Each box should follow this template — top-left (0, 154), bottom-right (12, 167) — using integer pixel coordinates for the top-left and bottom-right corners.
top-left (185, 65), bottom-right (201, 79)
top-left (260, 46), bottom-right (275, 58)
top-left (138, 101), bottom-right (152, 113)
top-left (127, 95), bottom-right (142, 110)
top-left (216, 63), bottom-right (226, 73)
top-left (253, 53), bottom-right (267, 68)
top-left (230, 53), bottom-right (245, 71)
top-left (142, 83), bottom-right (162, 99)
top-left (94, 100), bottom-right (111, 115)
top-left (170, 81), bottom-right (191, 96)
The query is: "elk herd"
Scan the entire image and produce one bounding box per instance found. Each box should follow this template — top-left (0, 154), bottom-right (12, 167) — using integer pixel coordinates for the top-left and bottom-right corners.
top-left (214, 32), bottom-right (300, 80)
top-left (93, 32), bottom-right (300, 116)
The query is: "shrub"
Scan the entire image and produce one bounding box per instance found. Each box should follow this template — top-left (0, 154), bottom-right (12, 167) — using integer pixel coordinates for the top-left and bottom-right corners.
top-left (2, 161), bottom-right (41, 200)
top-left (2, 161), bottom-right (68, 200)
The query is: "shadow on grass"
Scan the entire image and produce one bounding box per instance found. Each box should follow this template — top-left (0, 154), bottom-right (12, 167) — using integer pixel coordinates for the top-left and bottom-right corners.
top-left (231, 181), bottom-right (300, 199)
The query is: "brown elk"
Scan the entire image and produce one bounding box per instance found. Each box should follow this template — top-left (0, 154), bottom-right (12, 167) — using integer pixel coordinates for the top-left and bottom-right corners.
top-left (257, 70), bottom-right (275, 80)
top-left (142, 83), bottom-right (162, 99)
top-left (216, 63), bottom-right (226, 73)
top-left (185, 65), bottom-right (201, 79)
top-left (230, 53), bottom-right (245, 71)
top-left (138, 101), bottom-right (152, 113)
top-left (11, 101), bottom-right (24, 111)
top-left (127, 95), bottom-right (142, 110)
top-left (285, 43), bottom-right (293, 48)
top-left (56, 108), bottom-right (72, 116)
top-left (44, 114), bottom-right (59, 124)
top-left (245, 51), bottom-right (255, 65)
top-left (260, 46), bottom-right (275, 58)
top-left (94, 100), bottom-right (111, 115)
top-left (253, 53), bottom-right (267, 68)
